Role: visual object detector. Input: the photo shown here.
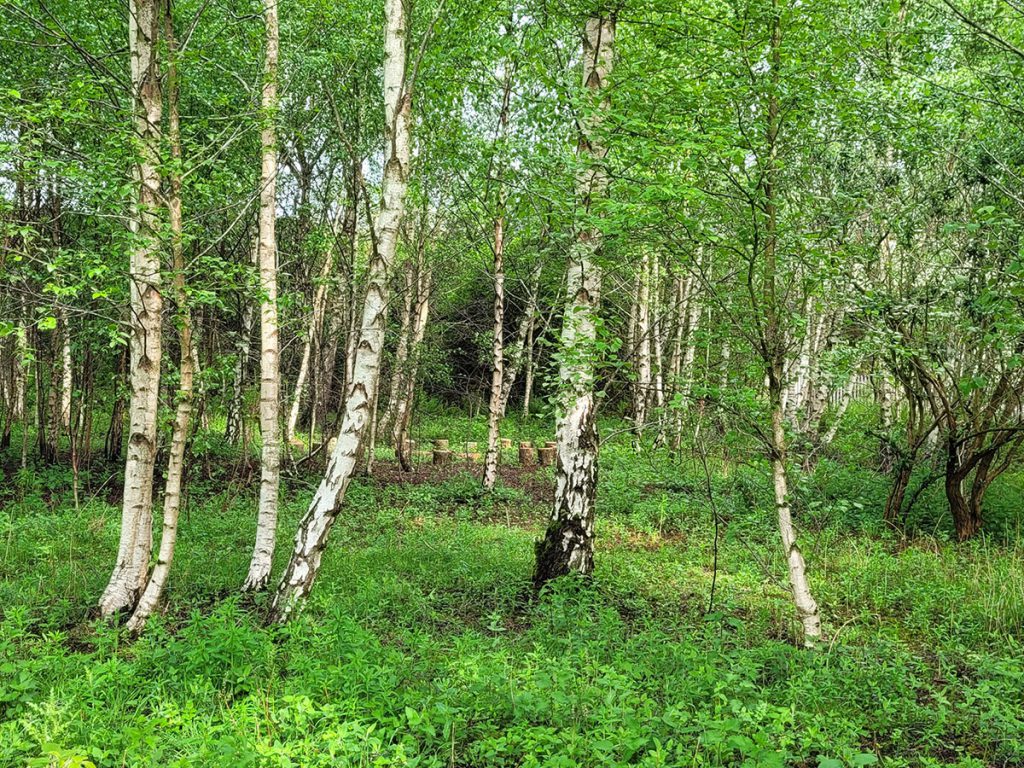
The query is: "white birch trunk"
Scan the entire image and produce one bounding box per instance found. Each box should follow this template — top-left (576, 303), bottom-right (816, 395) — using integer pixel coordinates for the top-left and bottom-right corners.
top-left (270, 0), bottom-right (412, 621)
top-left (394, 260), bottom-right (431, 471)
top-left (770, 377), bottom-right (822, 644)
top-left (59, 310), bottom-right (72, 431)
top-left (483, 72), bottom-right (513, 490)
top-left (243, 0), bottom-right (281, 592)
top-left (680, 265), bottom-right (701, 400)
top-left (286, 230), bottom-right (337, 445)
top-left (99, 0), bottom-right (162, 617)
top-left (497, 261), bottom-right (542, 416)
top-left (521, 315), bottom-right (536, 417)
top-left (632, 251), bottom-right (652, 443)
top-left (381, 261), bottom-right (415, 437)
top-left (127, 12), bottom-right (193, 631)
top-left (13, 319), bottom-right (27, 422)
top-left (225, 301), bottom-right (253, 445)
top-left (534, 13), bottom-right (614, 588)
top-left (786, 303), bottom-right (814, 423)
top-left (820, 378), bottom-right (853, 448)
top-left (651, 255), bottom-right (666, 411)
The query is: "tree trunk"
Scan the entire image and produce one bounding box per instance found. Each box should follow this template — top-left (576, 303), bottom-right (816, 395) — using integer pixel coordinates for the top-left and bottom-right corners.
top-left (286, 225), bottom-right (337, 445)
top-left (498, 261), bottom-right (542, 416)
top-left (483, 72), bottom-right (513, 489)
top-left (325, 153), bottom-right (362, 427)
top-left (785, 303), bottom-right (814, 423)
top-left (225, 295), bottom-right (254, 445)
top-left (770, 373), bottom-right (822, 644)
top-left (127, 7), bottom-right (193, 631)
top-left (521, 313), bottom-right (536, 417)
top-left (243, 0), bottom-right (282, 592)
top-left (98, 0), bottom-right (163, 617)
top-left (534, 13), bottom-right (615, 590)
top-left (269, 0), bottom-right (413, 622)
top-left (632, 251), bottom-right (652, 445)
top-left (759, 1), bottom-right (821, 644)
top-left (58, 309), bottom-right (72, 431)
top-left (651, 255), bottom-right (666, 413)
top-left (381, 260), bottom-right (415, 438)
top-left (105, 346), bottom-right (128, 462)
top-left (395, 258), bottom-right (431, 472)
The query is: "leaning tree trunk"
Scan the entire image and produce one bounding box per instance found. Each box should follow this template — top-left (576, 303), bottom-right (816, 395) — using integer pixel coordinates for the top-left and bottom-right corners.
top-left (269, 0), bottom-right (413, 622)
top-left (769, 370), bottom-right (822, 643)
top-left (534, 12), bottom-right (615, 590)
top-left (286, 224), bottom-right (337, 445)
top-left (127, 8), bottom-right (193, 631)
top-left (99, 0), bottom-right (163, 617)
top-left (243, 0), bottom-right (282, 592)
top-left (498, 261), bottom-right (542, 416)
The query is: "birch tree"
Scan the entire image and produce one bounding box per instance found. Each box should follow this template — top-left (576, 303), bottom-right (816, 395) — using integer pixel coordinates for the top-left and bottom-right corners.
top-left (243, 0), bottom-right (282, 592)
top-left (98, 0), bottom-right (163, 617)
top-left (483, 64), bottom-right (514, 490)
top-left (533, 12), bottom-right (615, 589)
top-left (127, 2), bottom-right (193, 631)
top-left (269, 0), bottom-right (417, 622)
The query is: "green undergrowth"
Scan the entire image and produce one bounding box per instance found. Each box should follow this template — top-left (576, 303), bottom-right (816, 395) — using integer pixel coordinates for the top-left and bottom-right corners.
top-left (1, 417), bottom-right (1023, 767)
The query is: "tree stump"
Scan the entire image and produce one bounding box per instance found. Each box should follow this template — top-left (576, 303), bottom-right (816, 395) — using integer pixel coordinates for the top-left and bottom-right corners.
top-left (433, 439), bottom-right (451, 465)
top-left (537, 446), bottom-right (555, 466)
top-left (519, 441), bottom-right (536, 466)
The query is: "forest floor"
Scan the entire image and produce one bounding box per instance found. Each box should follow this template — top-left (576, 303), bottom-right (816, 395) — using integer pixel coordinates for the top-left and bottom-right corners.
top-left (1, 414), bottom-right (1023, 767)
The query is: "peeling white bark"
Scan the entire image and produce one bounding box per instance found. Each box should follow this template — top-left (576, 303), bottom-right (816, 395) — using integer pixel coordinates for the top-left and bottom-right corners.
top-left (286, 226), bottom-right (338, 445)
top-left (99, 0), bottom-right (162, 617)
top-left (270, 0), bottom-right (413, 621)
top-left (243, 0), bottom-right (281, 593)
top-left (127, 11), bottom-right (192, 632)
top-left (534, 13), bottom-right (614, 587)
top-left (771, 386), bottom-right (822, 644)
top-left (483, 72), bottom-right (513, 490)
top-left (632, 252), bottom-right (652, 443)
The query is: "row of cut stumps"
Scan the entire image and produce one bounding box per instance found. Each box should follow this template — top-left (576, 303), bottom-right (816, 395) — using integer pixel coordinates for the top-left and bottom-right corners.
top-left (393, 438), bottom-right (556, 466)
